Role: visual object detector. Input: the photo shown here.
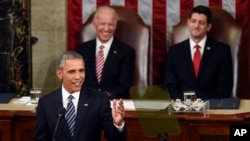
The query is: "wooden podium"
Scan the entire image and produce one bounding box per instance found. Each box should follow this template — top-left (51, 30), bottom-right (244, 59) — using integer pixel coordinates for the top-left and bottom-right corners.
top-left (1, 99), bottom-right (250, 141)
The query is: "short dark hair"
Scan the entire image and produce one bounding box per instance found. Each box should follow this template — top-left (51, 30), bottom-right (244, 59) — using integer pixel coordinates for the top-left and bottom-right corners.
top-left (57, 51), bottom-right (83, 69)
top-left (188, 5), bottom-right (212, 24)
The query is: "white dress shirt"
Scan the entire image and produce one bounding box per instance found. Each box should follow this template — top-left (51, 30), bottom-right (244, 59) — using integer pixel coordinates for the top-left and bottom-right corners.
top-left (62, 86), bottom-right (80, 113)
top-left (96, 37), bottom-right (114, 62)
top-left (189, 36), bottom-right (207, 60)
top-left (61, 85), bottom-right (124, 131)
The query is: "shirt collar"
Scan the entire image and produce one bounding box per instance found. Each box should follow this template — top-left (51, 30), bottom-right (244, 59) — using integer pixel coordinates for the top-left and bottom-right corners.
top-left (189, 36), bottom-right (207, 49)
top-left (96, 37), bottom-right (113, 50)
top-left (62, 85), bottom-right (80, 106)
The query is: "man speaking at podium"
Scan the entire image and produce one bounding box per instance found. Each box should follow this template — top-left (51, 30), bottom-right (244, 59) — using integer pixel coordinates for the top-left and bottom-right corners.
top-left (33, 51), bottom-right (127, 141)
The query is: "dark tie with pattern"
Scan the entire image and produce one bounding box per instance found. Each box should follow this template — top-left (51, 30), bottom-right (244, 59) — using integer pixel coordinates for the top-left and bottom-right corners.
top-left (65, 95), bottom-right (76, 137)
top-left (193, 44), bottom-right (201, 78)
top-left (96, 45), bottom-right (104, 83)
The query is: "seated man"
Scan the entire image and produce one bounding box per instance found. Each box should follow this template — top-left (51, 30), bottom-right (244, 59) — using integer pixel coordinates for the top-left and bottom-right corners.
top-left (164, 5), bottom-right (233, 100)
top-left (75, 6), bottom-right (136, 99)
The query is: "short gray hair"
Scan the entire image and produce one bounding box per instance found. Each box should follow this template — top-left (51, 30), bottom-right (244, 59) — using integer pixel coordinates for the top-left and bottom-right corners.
top-left (93, 6), bottom-right (117, 22)
top-left (57, 51), bottom-right (83, 69)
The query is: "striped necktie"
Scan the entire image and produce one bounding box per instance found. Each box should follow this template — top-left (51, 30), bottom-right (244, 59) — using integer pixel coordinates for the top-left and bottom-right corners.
top-left (65, 95), bottom-right (76, 137)
top-left (193, 44), bottom-right (201, 78)
top-left (96, 45), bottom-right (104, 83)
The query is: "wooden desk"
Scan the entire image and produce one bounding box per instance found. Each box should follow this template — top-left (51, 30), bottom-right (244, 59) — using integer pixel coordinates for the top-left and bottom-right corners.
top-left (0, 99), bottom-right (37, 141)
top-left (0, 111), bottom-right (14, 141)
top-left (1, 99), bottom-right (250, 141)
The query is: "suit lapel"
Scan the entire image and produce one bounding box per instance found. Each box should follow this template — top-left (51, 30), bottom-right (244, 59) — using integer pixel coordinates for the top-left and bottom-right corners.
top-left (198, 39), bottom-right (213, 78)
top-left (89, 41), bottom-right (99, 83)
top-left (102, 39), bottom-right (119, 77)
top-left (182, 40), bottom-right (196, 80)
top-left (73, 87), bottom-right (90, 140)
top-left (60, 118), bottom-right (73, 141)
top-left (53, 88), bottom-right (73, 141)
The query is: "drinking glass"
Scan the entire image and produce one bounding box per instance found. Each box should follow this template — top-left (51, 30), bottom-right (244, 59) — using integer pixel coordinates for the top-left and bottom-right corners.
top-left (183, 91), bottom-right (196, 106)
top-left (30, 88), bottom-right (42, 104)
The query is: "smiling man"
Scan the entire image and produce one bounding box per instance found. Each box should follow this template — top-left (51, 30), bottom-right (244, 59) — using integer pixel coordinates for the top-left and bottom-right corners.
top-left (75, 6), bottom-right (136, 99)
top-left (164, 5), bottom-right (233, 100)
top-left (33, 51), bottom-right (127, 141)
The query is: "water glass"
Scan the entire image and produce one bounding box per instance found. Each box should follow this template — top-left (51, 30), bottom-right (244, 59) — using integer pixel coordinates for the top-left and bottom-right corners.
top-left (30, 88), bottom-right (42, 104)
top-left (183, 91), bottom-right (196, 105)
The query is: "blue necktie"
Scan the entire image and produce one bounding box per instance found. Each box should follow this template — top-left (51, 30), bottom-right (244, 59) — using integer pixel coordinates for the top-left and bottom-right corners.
top-left (65, 95), bottom-right (76, 137)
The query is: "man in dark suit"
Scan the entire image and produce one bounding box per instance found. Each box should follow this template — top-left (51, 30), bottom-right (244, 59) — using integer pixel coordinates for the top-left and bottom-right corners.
top-left (75, 6), bottom-right (135, 99)
top-left (33, 51), bottom-right (127, 141)
top-left (164, 5), bottom-right (233, 100)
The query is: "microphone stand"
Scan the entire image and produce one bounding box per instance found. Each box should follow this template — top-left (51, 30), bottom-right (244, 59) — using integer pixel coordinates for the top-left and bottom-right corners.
top-left (53, 108), bottom-right (66, 141)
top-left (53, 116), bottom-right (62, 141)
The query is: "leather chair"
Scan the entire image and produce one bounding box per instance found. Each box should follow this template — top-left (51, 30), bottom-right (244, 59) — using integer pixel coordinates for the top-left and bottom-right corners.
top-left (171, 7), bottom-right (242, 97)
top-left (80, 6), bottom-right (152, 87)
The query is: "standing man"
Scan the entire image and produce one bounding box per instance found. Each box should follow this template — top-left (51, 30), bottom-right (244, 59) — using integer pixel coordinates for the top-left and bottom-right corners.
top-left (33, 51), bottom-right (127, 141)
top-left (75, 6), bottom-right (136, 99)
top-left (164, 5), bottom-right (233, 100)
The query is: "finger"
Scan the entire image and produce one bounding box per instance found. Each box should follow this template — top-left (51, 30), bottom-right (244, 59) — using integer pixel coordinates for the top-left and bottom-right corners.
top-left (116, 99), bottom-right (124, 108)
top-left (112, 99), bottom-right (117, 109)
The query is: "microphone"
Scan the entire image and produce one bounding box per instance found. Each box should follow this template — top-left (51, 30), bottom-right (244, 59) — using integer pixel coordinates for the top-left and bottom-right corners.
top-left (53, 107), bottom-right (66, 141)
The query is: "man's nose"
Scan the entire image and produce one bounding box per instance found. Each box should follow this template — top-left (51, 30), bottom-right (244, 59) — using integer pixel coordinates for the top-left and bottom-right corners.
top-left (194, 22), bottom-right (199, 27)
top-left (74, 72), bottom-right (82, 79)
top-left (103, 24), bottom-right (109, 30)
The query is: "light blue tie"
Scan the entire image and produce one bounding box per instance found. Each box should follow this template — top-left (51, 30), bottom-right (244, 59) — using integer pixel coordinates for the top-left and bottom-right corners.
top-left (65, 95), bottom-right (76, 137)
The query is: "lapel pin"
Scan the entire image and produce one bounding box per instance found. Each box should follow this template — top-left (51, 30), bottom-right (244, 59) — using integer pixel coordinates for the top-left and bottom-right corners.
top-left (206, 47), bottom-right (211, 50)
top-left (84, 103), bottom-right (88, 107)
top-left (113, 51), bottom-right (117, 54)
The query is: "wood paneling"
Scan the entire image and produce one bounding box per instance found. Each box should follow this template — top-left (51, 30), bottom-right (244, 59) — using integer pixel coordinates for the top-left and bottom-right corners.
top-left (1, 110), bottom-right (250, 141)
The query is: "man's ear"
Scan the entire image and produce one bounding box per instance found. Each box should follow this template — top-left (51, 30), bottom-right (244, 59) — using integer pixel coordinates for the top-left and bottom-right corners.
top-left (92, 20), bottom-right (96, 28)
top-left (187, 18), bottom-right (190, 25)
top-left (56, 69), bottom-right (62, 80)
top-left (207, 23), bottom-right (212, 32)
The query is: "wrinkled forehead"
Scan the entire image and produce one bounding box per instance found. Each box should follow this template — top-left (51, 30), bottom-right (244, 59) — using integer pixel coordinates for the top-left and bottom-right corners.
top-left (61, 59), bottom-right (85, 69)
top-left (94, 7), bottom-right (117, 21)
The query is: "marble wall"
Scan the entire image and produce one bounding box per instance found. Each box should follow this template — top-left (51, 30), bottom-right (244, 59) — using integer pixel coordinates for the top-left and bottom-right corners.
top-left (31, 0), bottom-right (66, 95)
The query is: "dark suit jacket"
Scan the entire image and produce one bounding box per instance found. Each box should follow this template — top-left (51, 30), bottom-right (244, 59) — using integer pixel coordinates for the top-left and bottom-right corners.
top-left (33, 86), bottom-right (127, 141)
top-left (75, 38), bottom-right (136, 99)
top-left (164, 37), bottom-right (233, 100)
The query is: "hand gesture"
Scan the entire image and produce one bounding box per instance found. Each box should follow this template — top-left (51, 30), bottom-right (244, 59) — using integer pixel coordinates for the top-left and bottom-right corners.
top-left (112, 99), bottom-right (125, 126)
